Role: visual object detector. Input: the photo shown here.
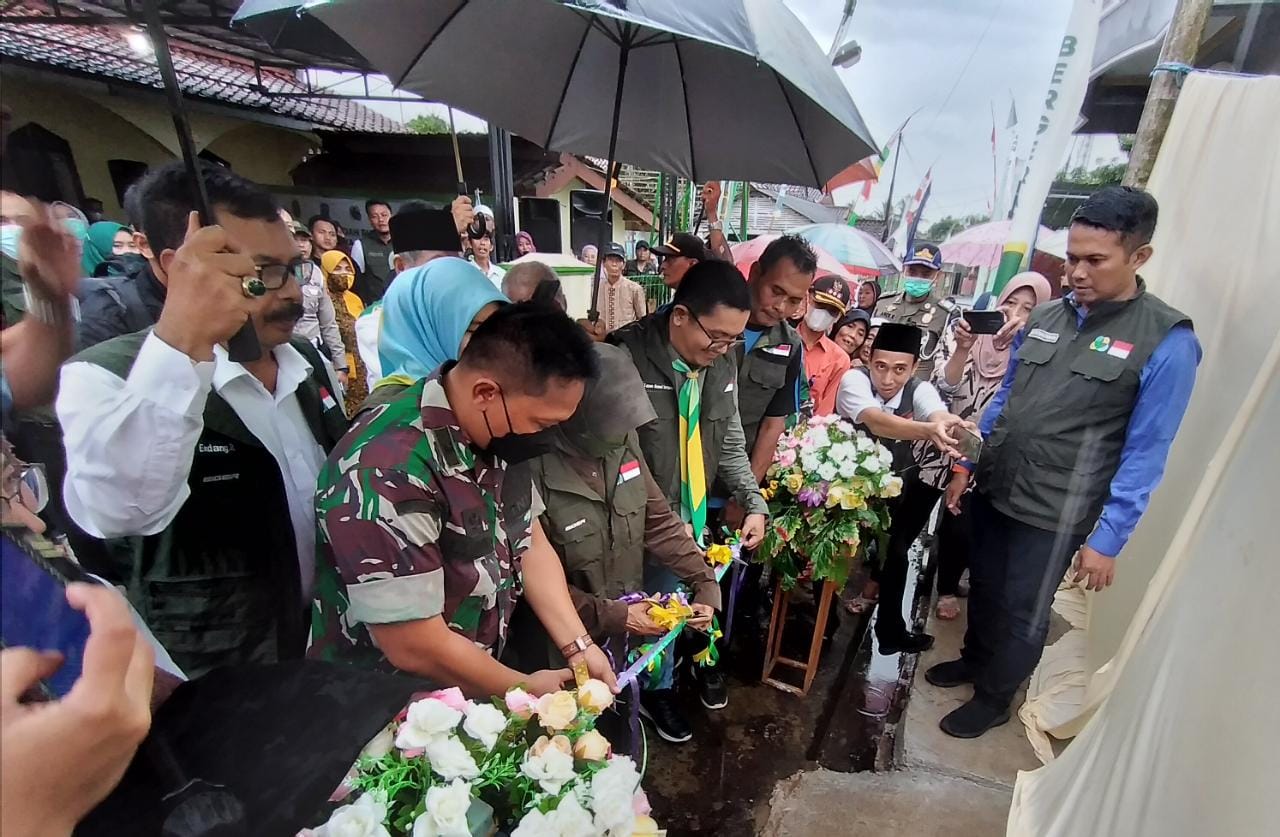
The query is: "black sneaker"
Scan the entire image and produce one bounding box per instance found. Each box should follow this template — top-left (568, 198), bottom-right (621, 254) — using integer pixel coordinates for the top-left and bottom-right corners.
top-left (939, 698), bottom-right (1010, 739)
top-left (639, 689), bottom-right (693, 744)
top-left (876, 631), bottom-right (935, 655)
top-left (924, 659), bottom-right (974, 688)
top-left (697, 666), bottom-right (729, 711)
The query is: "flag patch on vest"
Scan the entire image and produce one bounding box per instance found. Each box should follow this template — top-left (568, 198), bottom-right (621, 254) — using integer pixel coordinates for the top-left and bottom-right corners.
top-left (320, 386), bottom-right (338, 411)
top-left (618, 460), bottom-right (641, 484)
top-left (1107, 340), bottom-right (1134, 359)
top-left (763, 344), bottom-right (793, 357)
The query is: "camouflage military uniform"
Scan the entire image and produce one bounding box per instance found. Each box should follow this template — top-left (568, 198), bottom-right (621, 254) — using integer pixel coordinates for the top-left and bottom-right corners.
top-left (874, 289), bottom-right (951, 381)
top-left (310, 372), bottom-right (539, 672)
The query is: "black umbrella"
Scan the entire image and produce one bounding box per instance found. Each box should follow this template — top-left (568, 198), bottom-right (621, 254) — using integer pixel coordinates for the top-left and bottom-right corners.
top-left (234, 0), bottom-right (877, 320)
top-left (144, 0), bottom-right (261, 362)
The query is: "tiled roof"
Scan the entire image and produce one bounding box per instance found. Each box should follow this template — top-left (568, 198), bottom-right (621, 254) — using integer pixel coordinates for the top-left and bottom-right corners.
top-left (0, 8), bottom-right (405, 134)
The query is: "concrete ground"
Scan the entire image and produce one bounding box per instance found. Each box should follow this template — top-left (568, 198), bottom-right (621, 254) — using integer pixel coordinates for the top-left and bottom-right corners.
top-left (761, 769), bottom-right (1013, 837)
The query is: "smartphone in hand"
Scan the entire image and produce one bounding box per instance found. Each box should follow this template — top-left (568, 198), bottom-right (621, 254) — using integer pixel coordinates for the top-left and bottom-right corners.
top-left (956, 426), bottom-right (984, 463)
top-left (962, 309), bottom-right (1005, 335)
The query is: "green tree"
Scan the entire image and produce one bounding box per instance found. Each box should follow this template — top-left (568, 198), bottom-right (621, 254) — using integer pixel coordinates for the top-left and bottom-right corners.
top-left (407, 114), bottom-right (449, 134)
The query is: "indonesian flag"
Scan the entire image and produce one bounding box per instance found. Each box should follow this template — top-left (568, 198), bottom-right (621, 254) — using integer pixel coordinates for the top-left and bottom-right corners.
top-left (618, 460), bottom-right (642, 484)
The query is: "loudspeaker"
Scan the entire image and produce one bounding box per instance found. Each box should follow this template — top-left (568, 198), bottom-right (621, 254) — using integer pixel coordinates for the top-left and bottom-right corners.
top-left (518, 197), bottom-right (561, 255)
top-left (569, 189), bottom-right (612, 257)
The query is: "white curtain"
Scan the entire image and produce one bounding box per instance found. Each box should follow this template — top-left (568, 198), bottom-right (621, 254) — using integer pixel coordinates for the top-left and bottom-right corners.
top-left (1008, 72), bottom-right (1280, 836)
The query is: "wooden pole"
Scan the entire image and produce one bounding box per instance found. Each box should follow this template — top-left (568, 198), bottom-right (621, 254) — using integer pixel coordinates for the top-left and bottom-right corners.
top-left (1123, 0), bottom-right (1213, 189)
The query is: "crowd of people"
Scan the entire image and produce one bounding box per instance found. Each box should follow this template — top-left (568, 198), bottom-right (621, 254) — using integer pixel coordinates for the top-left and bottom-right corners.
top-left (1, 133), bottom-right (1199, 828)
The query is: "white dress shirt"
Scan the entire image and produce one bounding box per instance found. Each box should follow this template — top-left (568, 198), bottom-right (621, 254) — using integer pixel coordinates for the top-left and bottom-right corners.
top-left (355, 304), bottom-right (383, 383)
top-left (835, 367), bottom-right (948, 423)
top-left (476, 260), bottom-right (505, 289)
top-left (58, 333), bottom-right (336, 598)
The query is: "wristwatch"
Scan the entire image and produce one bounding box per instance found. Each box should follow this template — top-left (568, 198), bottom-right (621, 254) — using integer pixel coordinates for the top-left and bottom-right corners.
top-left (559, 634), bottom-right (594, 659)
top-left (709, 220), bottom-right (724, 232)
top-left (22, 286), bottom-right (78, 327)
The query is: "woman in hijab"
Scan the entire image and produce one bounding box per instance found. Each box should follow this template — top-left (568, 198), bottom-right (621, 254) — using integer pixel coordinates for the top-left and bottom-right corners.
top-left (831, 309), bottom-right (871, 366)
top-left (504, 343), bottom-right (718, 677)
top-left (81, 222), bottom-right (139, 277)
top-left (515, 231), bottom-right (536, 257)
top-left (375, 256), bottom-right (507, 395)
top-left (320, 250), bottom-right (367, 415)
top-left (925, 271), bottom-right (1053, 619)
top-left (856, 278), bottom-right (881, 313)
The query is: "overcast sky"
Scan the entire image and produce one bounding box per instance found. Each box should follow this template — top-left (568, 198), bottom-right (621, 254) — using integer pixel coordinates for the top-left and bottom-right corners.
top-left (329, 0), bottom-right (1124, 223)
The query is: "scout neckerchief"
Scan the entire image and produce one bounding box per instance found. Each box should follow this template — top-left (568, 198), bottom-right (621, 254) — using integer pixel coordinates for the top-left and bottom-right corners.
top-left (672, 358), bottom-right (706, 546)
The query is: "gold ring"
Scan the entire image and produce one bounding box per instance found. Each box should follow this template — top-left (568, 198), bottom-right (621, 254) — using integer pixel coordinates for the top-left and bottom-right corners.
top-left (241, 276), bottom-right (266, 298)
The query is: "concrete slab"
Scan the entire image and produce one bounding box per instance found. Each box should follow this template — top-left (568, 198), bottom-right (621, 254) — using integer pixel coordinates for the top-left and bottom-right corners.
top-left (899, 600), bottom-right (1045, 788)
top-left (761, 768), bottom-right (1012, 837)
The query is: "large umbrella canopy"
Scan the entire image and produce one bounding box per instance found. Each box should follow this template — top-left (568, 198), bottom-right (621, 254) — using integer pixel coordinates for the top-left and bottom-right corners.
top-left (730, 234), bottom-right (857, 284)
top-left (788, 223), bottom-right (902, 277)
top-left (233, 0), bottom-right (877, 187)
top-left (941, 219), bottom-right (1058, 268)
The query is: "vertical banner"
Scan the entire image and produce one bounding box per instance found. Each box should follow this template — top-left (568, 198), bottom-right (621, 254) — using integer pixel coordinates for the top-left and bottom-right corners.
top-left (991, 0), bottom-right (1102, 294)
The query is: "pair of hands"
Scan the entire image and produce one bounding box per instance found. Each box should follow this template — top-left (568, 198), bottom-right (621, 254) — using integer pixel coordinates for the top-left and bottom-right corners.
top-left (1, 584), bottom-right (154, 835)
top-left (945, 470), bottom-right (1116, 591)
top-left (718, 501), bottom-right (766, 549)
top-left (951, 313), bottom-right (1022, 355)
top-left (625, 601), bottom-right (715, 637)
top-left (524, 643), bottom-right (618, 695)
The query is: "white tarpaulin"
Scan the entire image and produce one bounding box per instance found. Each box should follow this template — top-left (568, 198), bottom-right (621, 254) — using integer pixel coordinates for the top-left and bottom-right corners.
top-left (1007, 71), bottom-right (1280, 837)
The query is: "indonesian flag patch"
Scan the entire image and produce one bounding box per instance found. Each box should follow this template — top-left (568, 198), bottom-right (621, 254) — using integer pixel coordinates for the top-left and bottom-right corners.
top-left (618, 460), bottom-right (642, 484)
top-left (1107, 340), bottom-right (1134, 360)
top-left (763, 344), bottom-right (793, 357)
top-left (320, 386), bottom-right (338, 411)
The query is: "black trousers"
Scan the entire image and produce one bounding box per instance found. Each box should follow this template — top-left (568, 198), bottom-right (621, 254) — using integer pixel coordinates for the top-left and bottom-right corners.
top-left (873, 476), bottom-right (942, 643)
top-left (935, 491), bottom-right (972, 597)
top-left (962, 492), bottom-right (1084, 709)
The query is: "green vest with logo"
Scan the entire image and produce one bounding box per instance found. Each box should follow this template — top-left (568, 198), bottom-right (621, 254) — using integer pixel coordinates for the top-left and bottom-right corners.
top-left (608, 312), bottom-right (740, 514)
top-left (976, 281), bottom-right (1190, 535)
top-left (358, 232), bottom-right (395, 302)
top-left (74, 331), bottom-right (349, 677)
top-left (735, 321), bottom-right (800, 449)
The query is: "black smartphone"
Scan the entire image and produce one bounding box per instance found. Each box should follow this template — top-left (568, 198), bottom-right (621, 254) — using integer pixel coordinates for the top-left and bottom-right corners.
top-left (962, 309), bottom-right (1005, 335)
top-left (0, 535), bottom-right (98, 699)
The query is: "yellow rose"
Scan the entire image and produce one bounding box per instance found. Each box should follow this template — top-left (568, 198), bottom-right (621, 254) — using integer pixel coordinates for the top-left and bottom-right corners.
top-left (783, 472), bottom-right (804, 493)
top-left (839, 490), bottom-right (865, 510)
top-left (576, 678), bottom-right (614, 714)
top-left (535, 691), bottom-right (580, 732)
top-left (881, 475), bottom-right (904, 498)
top-left (631, 816), bottom-right (663, 836)
top-left (572, 729), bottom-right (611, 761)
top-left (531, 734), bottom-right (573, 758)
top-left (825, 485), bottom-right (845, 508)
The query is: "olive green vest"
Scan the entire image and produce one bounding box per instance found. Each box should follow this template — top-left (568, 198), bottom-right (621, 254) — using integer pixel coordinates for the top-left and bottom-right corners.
top-left (357, 231), bottom-right (395, 302)
top-left (977, 282), bottom-right (1190, 535)
top-left (75, 331), bottom-right (349, 677)
top-left (735, 320), bottom-right (801, 449)
top-left (530, 432), bottom-right (650, 604)
top-left (608, 312), bottom-right (740, 513)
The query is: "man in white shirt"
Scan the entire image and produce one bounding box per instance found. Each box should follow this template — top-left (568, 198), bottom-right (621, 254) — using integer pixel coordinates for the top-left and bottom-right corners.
top-left (470, 228), bottom-right (504, 289)
top-left (57, 179), bottom-right (348, 678)
top-left (835, 323), bottom-right (970, 655)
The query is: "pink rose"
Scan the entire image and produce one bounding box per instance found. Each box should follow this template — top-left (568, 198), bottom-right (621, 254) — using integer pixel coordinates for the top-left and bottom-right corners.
top-left (633, 790), bottom-right (652, 816)
top-left (425, 687), bottom-right (467, 712)
top-left (505, 687), bottom-right (537, 719)
top-left (777, 449), bottom-right (797, 468)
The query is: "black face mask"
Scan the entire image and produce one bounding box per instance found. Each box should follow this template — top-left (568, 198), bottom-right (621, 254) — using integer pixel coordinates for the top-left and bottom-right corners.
top-left (481, 388), bottom-right (557, 464)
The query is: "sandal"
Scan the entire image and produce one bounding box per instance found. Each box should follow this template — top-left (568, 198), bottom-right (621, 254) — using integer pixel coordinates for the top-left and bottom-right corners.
top-left (935, 595), bottom-right (961, 621)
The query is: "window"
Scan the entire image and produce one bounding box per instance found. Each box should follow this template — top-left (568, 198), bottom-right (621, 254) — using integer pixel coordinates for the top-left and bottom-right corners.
top-left (107, 159), bottom-right (149, 208)
top-left (1, 123), bottom-right (84, 206)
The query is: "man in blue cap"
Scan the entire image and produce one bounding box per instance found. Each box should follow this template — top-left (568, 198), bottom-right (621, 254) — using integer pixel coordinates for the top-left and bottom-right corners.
top-left (876, 242), bottom-right (950, 380)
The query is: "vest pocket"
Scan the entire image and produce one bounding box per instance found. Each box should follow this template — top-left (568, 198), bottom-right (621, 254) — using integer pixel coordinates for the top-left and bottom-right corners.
top-left (555, 516), bottom-right (606, 591)
top-left (144, 573), bottom-right (274, 670)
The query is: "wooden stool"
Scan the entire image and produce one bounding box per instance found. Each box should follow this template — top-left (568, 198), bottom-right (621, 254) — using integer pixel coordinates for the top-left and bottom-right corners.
top-left (761, 579), bottom-right (838, 696)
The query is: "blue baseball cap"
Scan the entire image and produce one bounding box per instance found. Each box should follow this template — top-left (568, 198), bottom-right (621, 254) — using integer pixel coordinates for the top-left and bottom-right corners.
top-left (903, 242), bottom-right (943, 270)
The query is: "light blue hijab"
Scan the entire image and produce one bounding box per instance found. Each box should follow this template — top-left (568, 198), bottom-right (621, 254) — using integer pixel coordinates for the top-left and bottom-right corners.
top-left (377, 256), bottom-right (507, 384)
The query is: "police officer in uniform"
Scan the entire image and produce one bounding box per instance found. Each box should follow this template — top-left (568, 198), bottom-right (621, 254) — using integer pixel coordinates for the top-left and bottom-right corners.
top-left (876, 242), bottom-right (951, 380)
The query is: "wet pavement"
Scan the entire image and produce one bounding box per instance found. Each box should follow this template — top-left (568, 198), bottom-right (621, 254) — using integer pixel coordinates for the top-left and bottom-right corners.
top-left (636, 554), bottom-right (934, 837)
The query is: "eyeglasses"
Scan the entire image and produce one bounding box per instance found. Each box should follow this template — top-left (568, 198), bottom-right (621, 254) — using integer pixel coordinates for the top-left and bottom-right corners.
top-left (251, 257), bottom-right (311, 291)
top-left (1, 462), bottom-right (49, 515)
top-left (690, 311), bottom-right (745, 351)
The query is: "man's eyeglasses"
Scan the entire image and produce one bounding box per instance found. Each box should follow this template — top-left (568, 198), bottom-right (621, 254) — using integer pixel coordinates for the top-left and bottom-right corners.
top-left (254, 257), bottom-right (311, 291)
top-left (1, 462), bottom-right (49, 515)
top-left (690, 311), bottom-right (745, 351)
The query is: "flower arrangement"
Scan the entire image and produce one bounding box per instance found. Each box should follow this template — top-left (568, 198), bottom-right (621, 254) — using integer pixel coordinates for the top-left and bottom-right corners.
top-left (306, 683), bottom-right (661, 837)
top-left (758, 414), bottom-right (902, 590)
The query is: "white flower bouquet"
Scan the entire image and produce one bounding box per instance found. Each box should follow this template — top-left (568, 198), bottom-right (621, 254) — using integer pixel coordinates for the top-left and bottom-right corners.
top-left (759, 414), bottom-right (902, 589)
top-left (304, 683), bottom-right (661, 837)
